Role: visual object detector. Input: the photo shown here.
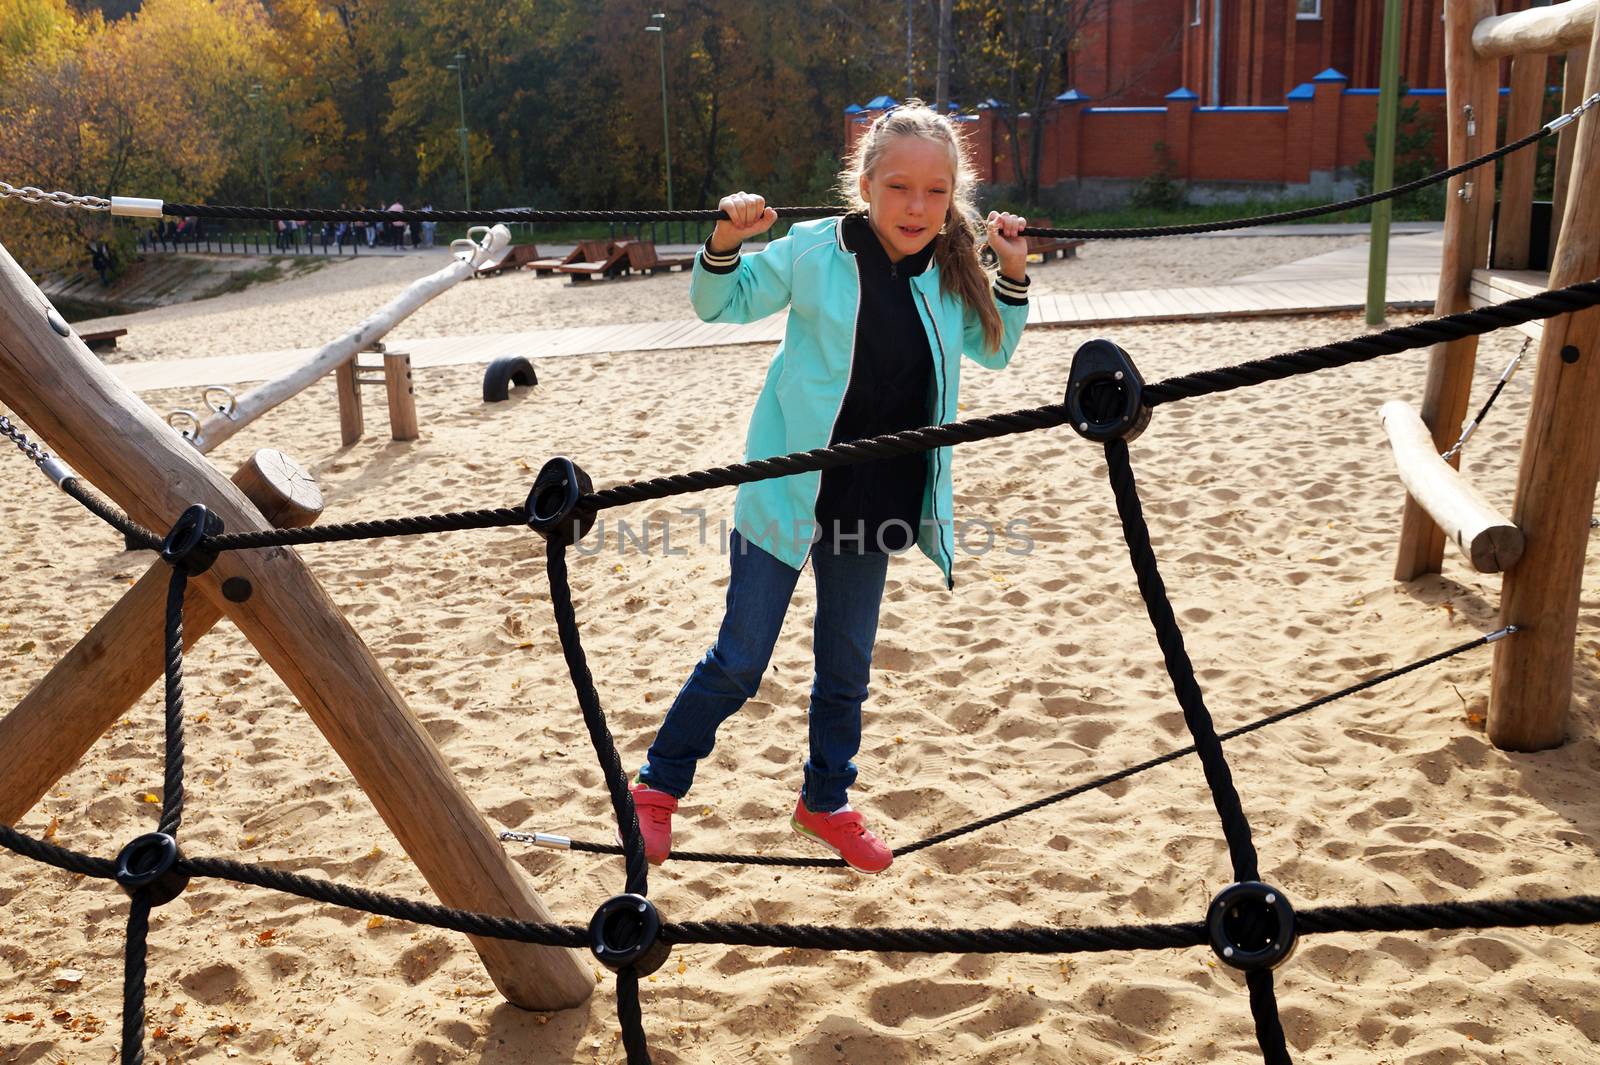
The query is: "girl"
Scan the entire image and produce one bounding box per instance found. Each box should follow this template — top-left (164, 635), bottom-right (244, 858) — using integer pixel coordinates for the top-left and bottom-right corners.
top-left (633, 102), bottom-right (1031, 873)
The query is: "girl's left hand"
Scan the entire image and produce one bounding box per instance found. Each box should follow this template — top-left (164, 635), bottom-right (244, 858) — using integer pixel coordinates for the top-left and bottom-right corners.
top-left (985, 211), bottom-right (1028, 281)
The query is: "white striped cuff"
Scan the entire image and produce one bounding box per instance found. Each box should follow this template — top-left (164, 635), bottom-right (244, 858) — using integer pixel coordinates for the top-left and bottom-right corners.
top-left (700, 243), bottom-right (741, 268)
top-left (994, 273), bottom-right (1031, 303)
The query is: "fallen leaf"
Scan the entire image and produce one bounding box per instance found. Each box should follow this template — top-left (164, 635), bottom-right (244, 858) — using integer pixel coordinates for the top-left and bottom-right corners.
top-left (43, 817), bottom-right (59, 841)
top-left (255, 928), bottom-right (276, 945)
top-left (5, 1013), bottom-right (35, 1023)
top-left (16, 640), bottom-right (34, 654)
top-left (142, 793), bottom-right (159, 804)
top-left (52, 968), bottom-right (83, 988)
top-left (366, 916), bottom-right (384, 930)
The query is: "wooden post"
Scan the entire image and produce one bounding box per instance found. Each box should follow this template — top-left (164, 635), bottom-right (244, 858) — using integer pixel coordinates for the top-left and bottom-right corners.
top-left (0, 238), bottom-right (593, 1009)
top-left (1551, 44), bottom-right (1588, 254)
top-left (383, 351), bottom-right (419, 441)
top-left (1379, 401), bottom-right (1524, 572)
top-left (0, 450), bottom-right (323, 825)
top-left (1488, 20), bottom-right (1600, 751)
top-left (1490, 53), bottom-right (1550, 270)
top-left (335, 359), bottom-right (363, 445)
top-left (1394, 0), bottom-right (1501, 581)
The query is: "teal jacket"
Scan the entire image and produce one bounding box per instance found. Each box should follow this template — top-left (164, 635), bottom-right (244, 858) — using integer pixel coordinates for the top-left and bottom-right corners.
top-left (690, 216), bottom-right (1029, 588)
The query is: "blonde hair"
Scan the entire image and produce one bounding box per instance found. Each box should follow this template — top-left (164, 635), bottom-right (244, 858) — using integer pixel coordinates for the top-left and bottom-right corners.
top-left (838, 100), bottom-right (1003, 354)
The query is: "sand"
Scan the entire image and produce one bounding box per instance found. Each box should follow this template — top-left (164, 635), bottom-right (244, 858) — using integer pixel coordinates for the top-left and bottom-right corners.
top-left (2, 236), bottom-right (1598, 1065)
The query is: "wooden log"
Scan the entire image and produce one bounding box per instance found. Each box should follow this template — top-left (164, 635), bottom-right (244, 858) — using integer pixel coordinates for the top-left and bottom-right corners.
top-left (0, 450), bottom-right (323, 826)
top-left (1380, 401), bottom-right (1524, 572)
top-left (335, 359), bottom-right (363, 446)
top-left (190, 225), bottom-right (509, 454)
top-left (1490, 53), bottom-right (1549, 270)
top-left (1551, 44), bottom-right (1588, 254)
top-left (1489, 22), bottom-right (1600, 752)
top-left (384, 351), bottom-right (419, 441)
top-left (0, 236), bottom-right (593, 1009)
top-left (1395, 0), bottom-right (1501, 581)
top-left (1473, 0), bottom-right (1595, 58)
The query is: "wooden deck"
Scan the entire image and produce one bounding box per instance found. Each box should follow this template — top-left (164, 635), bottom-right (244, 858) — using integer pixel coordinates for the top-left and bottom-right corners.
top-left (111, 273), bottom-right (1443, 393)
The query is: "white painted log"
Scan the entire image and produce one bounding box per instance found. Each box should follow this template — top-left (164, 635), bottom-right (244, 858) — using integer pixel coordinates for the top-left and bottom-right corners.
top-left (1473, 0), bottom-right (1595, 59)
top-left (190, 224), bottom-right (510, 454)
top-left (1381, 400), bottom-right (1524, 573)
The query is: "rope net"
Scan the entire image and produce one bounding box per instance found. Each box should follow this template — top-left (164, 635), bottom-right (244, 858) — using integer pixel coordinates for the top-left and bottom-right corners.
top-left (3, 205), bottom-right (1600, 1065)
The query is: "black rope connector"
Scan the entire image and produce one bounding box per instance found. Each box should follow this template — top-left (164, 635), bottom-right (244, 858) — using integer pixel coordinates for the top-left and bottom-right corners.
top-left (1207, 881), bottom-right (1297, 972)
top-left (590, 894), bottom-right (671, 976)
top-left (114, 832), bottom-right (189, 907)
top-left (159, 504), bottom-right (225, 575)
top-left (1065, 339), bottom-right (1151, 442)
top-left (526, 457), bottom-right (596, 546)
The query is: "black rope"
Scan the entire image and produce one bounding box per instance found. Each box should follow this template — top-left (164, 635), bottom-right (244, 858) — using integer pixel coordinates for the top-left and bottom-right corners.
top-left (205, 506), bottom-right (526, 551)
top-left (544, 540), bottom-right (655, 1061)
top-left (155, 106), bottom-right (1558, 239)
top-left (59, 477), bottom-right (163, 550)
top-left (185, 279), bottom-right (1600, 558)
top-left (162, 203), bottom-right (841, 225)
top-left (1143, 280), bottom-right (1600, 407)
top-left (1105, 439), bottom-right (1260, 881)
top-left (547, 630), bottom-right (1504, 866)
top-left (178, 855), bottom-right (588, 945)
top-left (159, 567), bottom-right (186, 837)
top-left (546, 543), bottom-right (649, 896)
top-left (1030, 119), bottom-right (1555, 240)
top-left (0, 822), bottom-right (118, 878)
top-left (1248, 970), bottom-right (1292, 1065)
top-left (120, 892), bottom-right (152, 1065)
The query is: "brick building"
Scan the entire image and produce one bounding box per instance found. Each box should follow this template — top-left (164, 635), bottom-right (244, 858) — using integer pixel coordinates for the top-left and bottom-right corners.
top-left (845, 1), bottom-right (1557, 208)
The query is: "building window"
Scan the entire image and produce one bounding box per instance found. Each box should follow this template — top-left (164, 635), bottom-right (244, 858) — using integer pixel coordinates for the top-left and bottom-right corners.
top-left (1296, 0), bottom-right (1321, 18)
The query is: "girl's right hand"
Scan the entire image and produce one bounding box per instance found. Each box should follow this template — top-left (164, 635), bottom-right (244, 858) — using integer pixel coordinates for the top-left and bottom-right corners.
top-left (710, 192), bottom-right (777, 253)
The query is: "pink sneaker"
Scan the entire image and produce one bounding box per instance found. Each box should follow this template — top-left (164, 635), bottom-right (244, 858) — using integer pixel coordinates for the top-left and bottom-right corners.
top-left (791, 796), bottom-right (893, 873)
top-left (628, 782), bottom-right (677, 865)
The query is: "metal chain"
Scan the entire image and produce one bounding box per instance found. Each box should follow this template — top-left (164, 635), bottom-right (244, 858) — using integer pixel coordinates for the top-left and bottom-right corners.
top-left (0, 413), bottom-right (53, 467)
top-left (0, 180), bottom-right (110, 212)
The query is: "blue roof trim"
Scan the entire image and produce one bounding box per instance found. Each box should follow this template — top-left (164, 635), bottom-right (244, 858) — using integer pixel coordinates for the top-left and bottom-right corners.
top-left (1345, 88), bottom-right (1380, 95)
top-left (1286, 83), bottom-right (1316, 101)
top-left (1165, 87), bottom-right (1200, 101)
top-left (843, 103), bottom-right (863, 113)
top-left (865, 94), bottom-right (898, 110)
top-left (1313, 67), bottom-right (1348, 82)
top-left (1409, 88), bottom-right (1446, 96)
top-left (1197, 105), bottom-right (1289, 113)
top-left (1085, 106), bottom-right (1165, 113)
top-left (1055, 89), bottom-right (1089, 102)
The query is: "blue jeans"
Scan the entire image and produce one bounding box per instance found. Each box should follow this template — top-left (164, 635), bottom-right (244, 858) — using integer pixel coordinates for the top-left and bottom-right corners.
top-left (639, 529), bottom-right (890, 813)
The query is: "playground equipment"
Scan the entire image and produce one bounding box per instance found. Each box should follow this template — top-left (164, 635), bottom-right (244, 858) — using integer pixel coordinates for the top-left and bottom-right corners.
top-left (1389, 0), bottom-right (1600, 752)
top-left (167, 224), bottom-right (510, 454)
top-left (482, 354), bottom-right (538, 402)
top-left (0, 234), bottom-right (593, 1009)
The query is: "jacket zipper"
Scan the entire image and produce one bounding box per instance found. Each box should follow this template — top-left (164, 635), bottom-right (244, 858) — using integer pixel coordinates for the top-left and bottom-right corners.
top-left (813, 238), bottom-right (864, 545)
top-left (916, 287), bottom-right (954, 586)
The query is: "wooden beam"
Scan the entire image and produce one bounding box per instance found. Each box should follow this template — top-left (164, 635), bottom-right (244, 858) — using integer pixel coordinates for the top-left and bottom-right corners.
top-left (383, 351), bottom-right (419, 441)
top-left (1490, 53), bottom-right (1550, 269)
top-left (0, 237), bottom-right (593, 1010)
top-left (1489, 22), bottom-right (1600, 751)
top-left (1380, 401), bottom-right (1524, 572)
top-left (1473, 0), bottom-right (1595, 59)
top-left (190, 226), bottom-right (508, 454)
top-left (1394, 0), bottom-right (1501, 580)
top-left (0, 450), bottom-right (323, 826)
top-left (1551, 44), bottom-right (1588, 254)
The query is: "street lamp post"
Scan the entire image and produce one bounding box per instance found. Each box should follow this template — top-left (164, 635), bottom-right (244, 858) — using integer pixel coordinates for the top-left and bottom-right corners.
top-left (644, 14), bottom-right (674, 212)
top-left (446, 52), bottom-right (471, 210)
top-left (247, 84), bottom-right (271, 210)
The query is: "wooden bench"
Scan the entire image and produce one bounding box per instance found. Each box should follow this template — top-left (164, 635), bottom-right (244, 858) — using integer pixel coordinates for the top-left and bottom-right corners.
top-left (625, 241), bottom-right (694, 275)
top-left (1025, 218), bottom-right (1083, 262)
top-left (76, 327), bottom-right (127, 352)
top-left (528, 240), bottom-right (614, 277)
top-left (555, 240), bottom-right (634, 283)
top-left (474, 243), bottom-right (543, 279)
